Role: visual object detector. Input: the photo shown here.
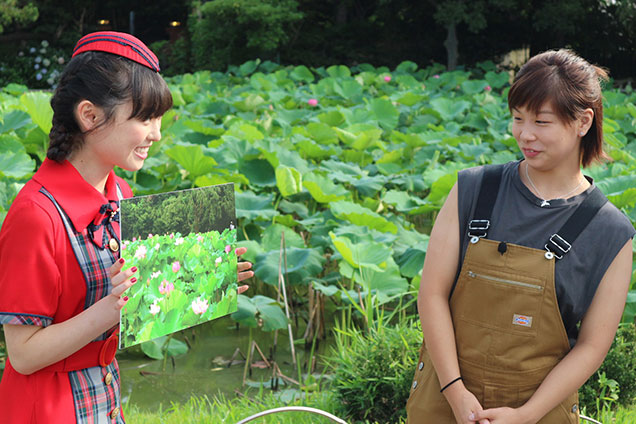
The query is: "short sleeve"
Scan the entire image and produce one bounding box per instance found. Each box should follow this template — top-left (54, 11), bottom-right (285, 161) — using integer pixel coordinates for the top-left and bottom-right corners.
top-left (0, 201), bottom-right (61, 327)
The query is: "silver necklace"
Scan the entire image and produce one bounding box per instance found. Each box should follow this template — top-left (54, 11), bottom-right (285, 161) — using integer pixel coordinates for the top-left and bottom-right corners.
top-left (524, 162), bottom-right (585, 207)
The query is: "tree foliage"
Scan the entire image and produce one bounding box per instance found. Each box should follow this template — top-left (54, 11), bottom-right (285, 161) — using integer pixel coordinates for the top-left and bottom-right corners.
top-left (121, 184), bottom-right (236, 240)
top-left (0, 0), bottom-right (38, 34)
top-left (189, 0), bottom-right (303, 70)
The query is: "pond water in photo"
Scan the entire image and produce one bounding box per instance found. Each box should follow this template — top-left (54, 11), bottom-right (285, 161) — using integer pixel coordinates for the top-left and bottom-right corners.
top-left (118, 315), bottom-right (331, 411)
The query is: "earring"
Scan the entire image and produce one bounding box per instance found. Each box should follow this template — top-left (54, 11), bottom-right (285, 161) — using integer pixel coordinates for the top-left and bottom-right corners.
top-left (580, 131), bottom-right (585, 136)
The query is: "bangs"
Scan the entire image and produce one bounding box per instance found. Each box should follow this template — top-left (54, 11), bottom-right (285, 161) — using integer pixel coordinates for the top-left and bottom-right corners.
top-left (129, 65), bottom-right (173, 121)
top-left (508, 64), bottom-right (577, 123)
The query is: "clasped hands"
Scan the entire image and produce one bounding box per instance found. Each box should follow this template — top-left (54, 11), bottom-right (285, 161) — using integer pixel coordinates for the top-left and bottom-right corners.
top-left (445, 382), bottom-right (533, 424)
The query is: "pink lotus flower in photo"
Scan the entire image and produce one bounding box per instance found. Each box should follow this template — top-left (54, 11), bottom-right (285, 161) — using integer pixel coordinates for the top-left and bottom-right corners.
top-left (433, 74), bottom-right (440, 79)
top-left (384, 75), bottom-right (391, 82)
top-left (215, 257), bottom-right (222, 266)
top-left (132, 237), bottom-right (137, 242)
top-left (485, 85), bottom-right (492, 92)
top-left (159, 279), bottom-right (174, 295)
top-left (172, 261), bottom-right (181, 273)
top-left (197, 234), bottom-right (203, 243)
top-left (148, 233), bottom-right (153, 238)
top-left (149, 301), bottom-right (160, 316)
top-left (134, 245), bottom-right (147, 260)
top-left (121, 242), bottom-right (127, 250)
top-left (307, 98), bottom-right (318, 107)
top-left (169, 233), bottom-right (174, 239)
top-left (191, 297), bottom-right (209, 315)
top-left (225, 245), bottom-right (232, 254)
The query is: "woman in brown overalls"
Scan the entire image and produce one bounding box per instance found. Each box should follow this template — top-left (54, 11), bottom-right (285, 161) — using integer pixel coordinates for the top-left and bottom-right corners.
top-left (406, 50), bottom-right (635, 423)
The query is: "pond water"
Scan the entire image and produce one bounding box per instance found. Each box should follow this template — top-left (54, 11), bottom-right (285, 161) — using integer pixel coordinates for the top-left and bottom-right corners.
top-left (118, 315), bottom-right (330, 411)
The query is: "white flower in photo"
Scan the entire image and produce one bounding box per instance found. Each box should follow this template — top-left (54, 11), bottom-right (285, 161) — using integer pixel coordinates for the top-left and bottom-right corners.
top-left (175, 237), bottom-right (184, 246)
top-left (191, 297), bottom-right (209, 315)
top-left (134, 244), bottom-right (147, 260)
top-left (215, 257), bottom-right (222, 266)
top-left (149, 300), bottom-right (161, 316)
top-left (150, 271), bottom-right (161, 280)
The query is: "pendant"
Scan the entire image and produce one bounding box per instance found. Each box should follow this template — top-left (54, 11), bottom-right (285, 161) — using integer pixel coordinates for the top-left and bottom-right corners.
top-left (540, 200), bottom-right (550, 207)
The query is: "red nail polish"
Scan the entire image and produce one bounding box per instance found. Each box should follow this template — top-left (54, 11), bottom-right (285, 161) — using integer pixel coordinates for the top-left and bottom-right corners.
top-left (123, 296), bottom-right (129, 301)
top-left (119, 258), bottom-right (125, 264)
top-left (130, 277), bottom-right (137, 283)
top-left (131, 266), bottom-right (138, 272)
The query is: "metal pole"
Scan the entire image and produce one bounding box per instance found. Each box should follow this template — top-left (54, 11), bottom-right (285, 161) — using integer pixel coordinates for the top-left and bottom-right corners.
top-left (235, 406), bottom-right (348, 424)
top-left (579, 415), bottom-right (601, 424)
top-left (129, 11), bottom-right (135, 36)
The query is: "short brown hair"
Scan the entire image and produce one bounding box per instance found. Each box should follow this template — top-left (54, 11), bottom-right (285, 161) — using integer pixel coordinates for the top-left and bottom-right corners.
top-left (508, 49), bottom-right (609, 167)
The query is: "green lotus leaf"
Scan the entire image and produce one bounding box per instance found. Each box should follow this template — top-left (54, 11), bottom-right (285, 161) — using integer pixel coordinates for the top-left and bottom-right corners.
top-left (239, 159), bottom-right (276, 187)
top-left (330, 200), bottom-right (398, 233)
top-left (303, 172), bottom-right (349, 204)
top-left (369, 98), bottom-right (400, 130)
top-left (275, 165), bottom-right (302, 197)
top-left (235, 191), bottom-right (278, 221)
top-left (0, 110), bottom-right (31, 134)
top-left (165, 144), bottom-right (217, 178)
top-left (19, 91), bottom-right (52, 134)
top-left (262, 223), bottom-right (305, 251)
top-left (329, 232), bottom-right (391, 272)
top-left (485, 71), bottom-right (510, 89)
top-left (0, 135), bottom-right (35, 178)
top-left (430, 97), bottom-right (471, 121)
top-left (254, 247), bottom-right (324, 286)
top-left (290, 65), bottom-right (315, 83)
top-left (460, 80), bottom-right (489, 95)
top-left (326, 65), bottom-right (351, 79)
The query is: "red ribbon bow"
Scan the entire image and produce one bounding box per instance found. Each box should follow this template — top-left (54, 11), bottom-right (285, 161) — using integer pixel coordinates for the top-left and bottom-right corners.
top-left (87, 201), bottom-right (120, 249)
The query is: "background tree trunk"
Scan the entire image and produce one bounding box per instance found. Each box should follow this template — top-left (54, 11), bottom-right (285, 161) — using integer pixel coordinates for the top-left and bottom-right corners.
top-left (444, 23), bottom-right (458, 70)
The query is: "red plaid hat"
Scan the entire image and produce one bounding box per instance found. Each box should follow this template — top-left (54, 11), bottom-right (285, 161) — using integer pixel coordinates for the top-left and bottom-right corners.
top-left (72, 31), bottom-right (160, 72)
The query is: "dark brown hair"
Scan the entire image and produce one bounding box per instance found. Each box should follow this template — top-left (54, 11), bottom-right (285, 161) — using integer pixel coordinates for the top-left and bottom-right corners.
top-left (508, 49), bottom-right (609, 167)
top-left (47, 51), bottom-right (173, 162)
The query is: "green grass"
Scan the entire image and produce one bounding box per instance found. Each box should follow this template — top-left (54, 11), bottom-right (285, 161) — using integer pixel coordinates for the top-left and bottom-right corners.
top-left (124, 392), bottom-right (636, 424)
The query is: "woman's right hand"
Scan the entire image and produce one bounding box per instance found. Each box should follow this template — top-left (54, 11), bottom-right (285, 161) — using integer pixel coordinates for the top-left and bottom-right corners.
top-left (108, 258), bottom-right (138, 309)
top-left (444, 382), bottom-right (491, 424)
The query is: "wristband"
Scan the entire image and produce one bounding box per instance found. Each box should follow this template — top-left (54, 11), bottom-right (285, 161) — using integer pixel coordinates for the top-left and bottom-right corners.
top-left (440, 376), bottom-right (463, 393)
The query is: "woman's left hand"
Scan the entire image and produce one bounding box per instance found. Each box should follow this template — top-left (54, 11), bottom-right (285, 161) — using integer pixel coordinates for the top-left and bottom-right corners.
top-left (470, 407), bottom-right (531, 424)
top-left (235, 246), bottom-right (253, 294)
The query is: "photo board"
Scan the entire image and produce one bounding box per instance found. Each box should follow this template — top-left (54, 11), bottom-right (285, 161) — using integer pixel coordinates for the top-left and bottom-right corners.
top-left (118, 183), bottom-right (237, 349)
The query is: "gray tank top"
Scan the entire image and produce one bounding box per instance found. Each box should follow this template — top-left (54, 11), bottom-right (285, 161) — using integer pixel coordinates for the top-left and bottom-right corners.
top-left (456, 160), bottom-right (635, 347)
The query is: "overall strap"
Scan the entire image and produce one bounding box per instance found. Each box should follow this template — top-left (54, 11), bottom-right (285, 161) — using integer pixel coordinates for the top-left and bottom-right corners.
top-left (468, 164), bottom-right (505, 240)
top-left (544, 187), bottom-right (608, 259)
top-left (39, 187), bottom-right (116, 340)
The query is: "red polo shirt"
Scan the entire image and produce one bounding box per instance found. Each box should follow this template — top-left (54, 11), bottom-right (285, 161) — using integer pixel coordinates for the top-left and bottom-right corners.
top-left (0, 158), bottom-right (132, 423)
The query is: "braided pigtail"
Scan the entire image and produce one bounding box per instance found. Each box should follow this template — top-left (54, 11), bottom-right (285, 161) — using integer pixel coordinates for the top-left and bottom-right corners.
top-left (47, 118), bottom-right (82, 162)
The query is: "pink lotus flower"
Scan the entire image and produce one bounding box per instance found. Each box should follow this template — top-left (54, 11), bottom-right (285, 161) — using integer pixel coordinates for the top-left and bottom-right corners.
top-left (172, 261), bottom-right (181, 273)
top-left (191, 297), bottom-right (209, 315)
top-left (149, 301), bottom-right (160, 316)
top-left (121, 242), bottom-right (127, 250)
top-left (169, 233), bottom-right (174, 239)
top-left (134, 245), bottom-right (147, 260)
top-left (485, 85), bottom-right (492, 92)
top-left (215, 257), bottom-right (222, 266)
top-left (148, 233), bottom-right (153, 238)
top-left (433, 74), bottom-right (440, 79)
top-left (159, 279), bottom-right (174, 295)
top-left (225, 245), bottom-right (232, 254)
top-left (307, 98), bottom-right (318, 107)
top-left (132, 237), bottom-right (136, 242)
top-left (197, 235), bottom-right (203, 243)
top-left (384, 75), bottom-right (391, 82)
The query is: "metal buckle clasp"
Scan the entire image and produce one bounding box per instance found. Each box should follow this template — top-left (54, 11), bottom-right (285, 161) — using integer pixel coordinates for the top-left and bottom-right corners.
top-left (544, 233), bottom-right (571, 260)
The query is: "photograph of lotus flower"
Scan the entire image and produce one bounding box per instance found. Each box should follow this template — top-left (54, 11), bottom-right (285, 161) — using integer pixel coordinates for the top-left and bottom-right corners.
top-left (118, 183), bottom-right (237, 349)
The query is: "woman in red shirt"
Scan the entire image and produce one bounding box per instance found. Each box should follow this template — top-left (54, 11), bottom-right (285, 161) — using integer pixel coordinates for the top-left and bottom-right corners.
top-left (0, 32), bottom-right (252, 423)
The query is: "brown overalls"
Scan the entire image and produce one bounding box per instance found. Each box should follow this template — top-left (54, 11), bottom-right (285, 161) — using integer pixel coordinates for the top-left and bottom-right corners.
top-left (406, 165), bottom-right (606, 424)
